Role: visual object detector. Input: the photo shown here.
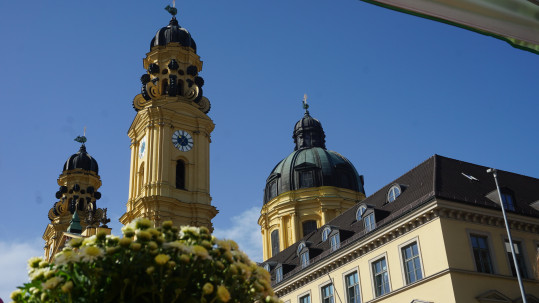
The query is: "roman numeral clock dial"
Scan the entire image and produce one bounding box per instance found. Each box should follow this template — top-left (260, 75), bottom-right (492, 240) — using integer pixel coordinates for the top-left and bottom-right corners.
top-left (172, 130), bottom-right (194, 152)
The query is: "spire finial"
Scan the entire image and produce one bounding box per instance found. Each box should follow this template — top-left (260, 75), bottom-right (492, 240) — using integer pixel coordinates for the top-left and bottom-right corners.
top-left (302, 94), bottom-right (309, 114)
top-left (165, 0), bottom-right (178, 17)
top-left (74, 127), bottom-right (87, 145)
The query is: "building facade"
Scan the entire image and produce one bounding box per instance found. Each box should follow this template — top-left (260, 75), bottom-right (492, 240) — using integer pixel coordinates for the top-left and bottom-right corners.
top-left (261, 121), bottom-right (539, 302)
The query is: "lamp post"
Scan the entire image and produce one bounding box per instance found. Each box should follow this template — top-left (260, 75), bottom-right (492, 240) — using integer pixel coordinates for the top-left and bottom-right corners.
top-left (487, 168), bottom-right (527, 303)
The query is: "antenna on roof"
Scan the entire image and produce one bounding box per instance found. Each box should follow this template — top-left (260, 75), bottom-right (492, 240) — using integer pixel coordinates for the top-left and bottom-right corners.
top-left (302, 94), bottom-right (309, 114)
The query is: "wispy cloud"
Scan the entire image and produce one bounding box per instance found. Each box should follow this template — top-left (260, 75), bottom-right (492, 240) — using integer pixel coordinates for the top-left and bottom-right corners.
top-left (213, 206), bottom-right (263, 263)
top-left (0, 240), bottom-right (43, 301)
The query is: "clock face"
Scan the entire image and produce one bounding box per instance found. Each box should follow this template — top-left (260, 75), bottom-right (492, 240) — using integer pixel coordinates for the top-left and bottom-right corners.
top-left (172, 130), bottom-right (194, 152)
top-left (139, 137), bottom-right (146, 159)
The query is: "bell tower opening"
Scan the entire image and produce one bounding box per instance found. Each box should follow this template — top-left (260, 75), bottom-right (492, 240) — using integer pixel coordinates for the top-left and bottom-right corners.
top-left (176, 160), bottom-right (185, 190)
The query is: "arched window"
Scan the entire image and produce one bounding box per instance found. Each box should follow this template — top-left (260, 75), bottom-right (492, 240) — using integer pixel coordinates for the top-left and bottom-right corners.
top-left (356, 205), bottom-right (367, 221)
top-left (268, 181), bottom-right (277, 200)
top-left (387, 185), bottom-right (401, 203)
top-left (176, 160), bottom-right (185, 189)
top-left (302, 220), bottom-right (317, 237)
top-left (138, 163), bottom-right (145, 195)
top-left (271, 230), bottom-right (280, 257)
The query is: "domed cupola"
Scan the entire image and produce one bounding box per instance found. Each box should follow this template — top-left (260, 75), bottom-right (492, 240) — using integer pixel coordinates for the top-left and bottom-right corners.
top-left (259, 97), bottom-right (367, 260)
top-left (63, 143), bottom-right (99, 174)
top-left (150, 17), bottom-right (197, 53)
top-left (263, 100), bottom-right (365, 204)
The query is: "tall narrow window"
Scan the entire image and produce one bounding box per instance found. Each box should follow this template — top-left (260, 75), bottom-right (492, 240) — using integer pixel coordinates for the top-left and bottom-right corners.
top-left (300, 250), bottom-right (310, 268)
top-left (176, 160), bottom-right (185, 189)
top-left (372, 258), bottom-right (390, 297)
top-left (345, 272), bottom-right (361, 303)
top-left (299, 294), bottom-right (310, 303)
top-left (322, 227), bottom-right (331, 241)
top-left (271, 230), bottom-right (280, 257)
top-left (302, 220), bottom-right (317, 236)
top-left (321, 284), bottom-right (334, 303)
top-left (330, 233), bottom-right (340, 252)
top-left (401, 242), bottom-right (423, 284)
top-left (501, 192), bottom-right (515, 211)
top-left (275, 266), bottom-right (283, 283)
top-left (505, 240), bottom-right (527, 278)
top-left (470, 235), bottom-right (493, 273)
top-left (364, 213), bottom-right (376, 232)
top-left (268, 181), bottom-right (277, 200)
top-left (138, 163), bottom-right (145, 195)
top-left (299, 170), bottom-right (314, 188)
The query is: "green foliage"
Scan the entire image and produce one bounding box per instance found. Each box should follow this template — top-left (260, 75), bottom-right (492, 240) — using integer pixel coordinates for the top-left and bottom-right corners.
top-left (12, 219), bottom-right (280, 303)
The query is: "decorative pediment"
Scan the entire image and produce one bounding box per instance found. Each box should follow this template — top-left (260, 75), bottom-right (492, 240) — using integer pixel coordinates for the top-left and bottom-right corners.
top-left (476, 290), bottom-right (511, 302)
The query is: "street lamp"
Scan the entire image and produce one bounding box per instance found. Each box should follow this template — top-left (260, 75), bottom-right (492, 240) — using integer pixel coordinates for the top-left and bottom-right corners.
top-left (486, 168), bottom-right (527, 303)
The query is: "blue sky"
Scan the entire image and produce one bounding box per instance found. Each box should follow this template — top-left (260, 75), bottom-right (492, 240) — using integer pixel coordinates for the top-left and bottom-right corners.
top-left (0, 0), bottom-right (538, 300)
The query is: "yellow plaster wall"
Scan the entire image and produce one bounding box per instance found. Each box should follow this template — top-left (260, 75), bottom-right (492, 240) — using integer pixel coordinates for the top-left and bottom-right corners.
top-left (276, 216), bottom-right (454, 303)
top-left (259, 186), bottom-right (364, 260)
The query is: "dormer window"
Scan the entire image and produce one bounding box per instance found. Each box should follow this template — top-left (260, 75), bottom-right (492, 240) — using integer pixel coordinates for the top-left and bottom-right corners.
top-left (299, 170), bottom-right (314, 188)
top-left (330, 233), bottom-right (340, 252)
top-left (364, 212), bottom-right (376, 232)
top-left (297, 241), bottom-right (310, 268)
top-left (387, 185), bottom-right (401, 203)
top-left (275, 266), bottom-right (283, 283)
top-left (356, 205), bottom-right (367, 221)
top-left (501, 192), bottom-right (515, 211)
top-left (263, 263), bottom-right (271, 272)
top-left (322, 226), bottom-right (331, 241)
top-left (300, 250), bottom-right (310, 268)
top-left (297, 242), bottom-right (306, 255)
top-left (269, 181), bottom-right (277, 199)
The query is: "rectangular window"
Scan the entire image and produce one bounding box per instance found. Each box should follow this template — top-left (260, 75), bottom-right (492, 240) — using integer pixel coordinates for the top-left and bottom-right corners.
top-left (330, 233), bottom-right (340, 252)
top-left (372, 258), bottom-right (390, 297)
top-left (299, 294), bottom-right (311, 303)
top-left (505, 240), bottom-right (527, 278)
top-left (501, 193), bottom-right (515, 211)
top-left (271, 230), bottom-right (280, 257)
top-left (401, 242), bottom-right (423, 284)
top-left (470, 234), bottom-right (493, 273)
top-left (299, 171), bottom-right (314, 188)
top-left (345, 272), bottom-right (361, 303)
top-left (275, 266), bottom-right (283, 283)
top-left (364, 213), bottom-right (376, 232)
top-left (301, 251), bottom-right (310, 268)
top-left (321, 284), bottom-right (334, 303)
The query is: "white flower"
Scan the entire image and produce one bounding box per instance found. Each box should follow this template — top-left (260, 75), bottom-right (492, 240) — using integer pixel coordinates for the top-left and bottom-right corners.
top-left (42, 276), bottom-right (64, 290)
top-left (80, 246), bottom-right (104, 262)
top-left (54, 250), bottom-right (80, 266)
top-left (82, 235), bottom-right (97, 246)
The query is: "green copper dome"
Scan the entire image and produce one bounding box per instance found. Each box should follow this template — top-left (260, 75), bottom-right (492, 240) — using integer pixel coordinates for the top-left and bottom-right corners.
top-left (263, 112), bottom-right (364, 204)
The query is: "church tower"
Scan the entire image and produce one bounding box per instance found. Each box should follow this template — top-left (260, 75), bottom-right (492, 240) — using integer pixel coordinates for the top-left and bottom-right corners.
top-left (119, 9), bottom-right (217, 230)
top-left (43, 137), bottom-right (111, 261)
top-left (259, 100), bottom-right (366, 261)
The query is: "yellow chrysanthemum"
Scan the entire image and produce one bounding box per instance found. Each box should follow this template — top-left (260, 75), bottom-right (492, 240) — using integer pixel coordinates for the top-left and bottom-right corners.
top-left (27, 257), bottom-right (42, 269)
top-left (217, 285), bottom-right (231, 302)
top-left (202, 282), bottom-right (214, 295)
top-left (193, 245), bottom-right (210, 260)
top-left (154, 254), bottom-right (171, 265)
